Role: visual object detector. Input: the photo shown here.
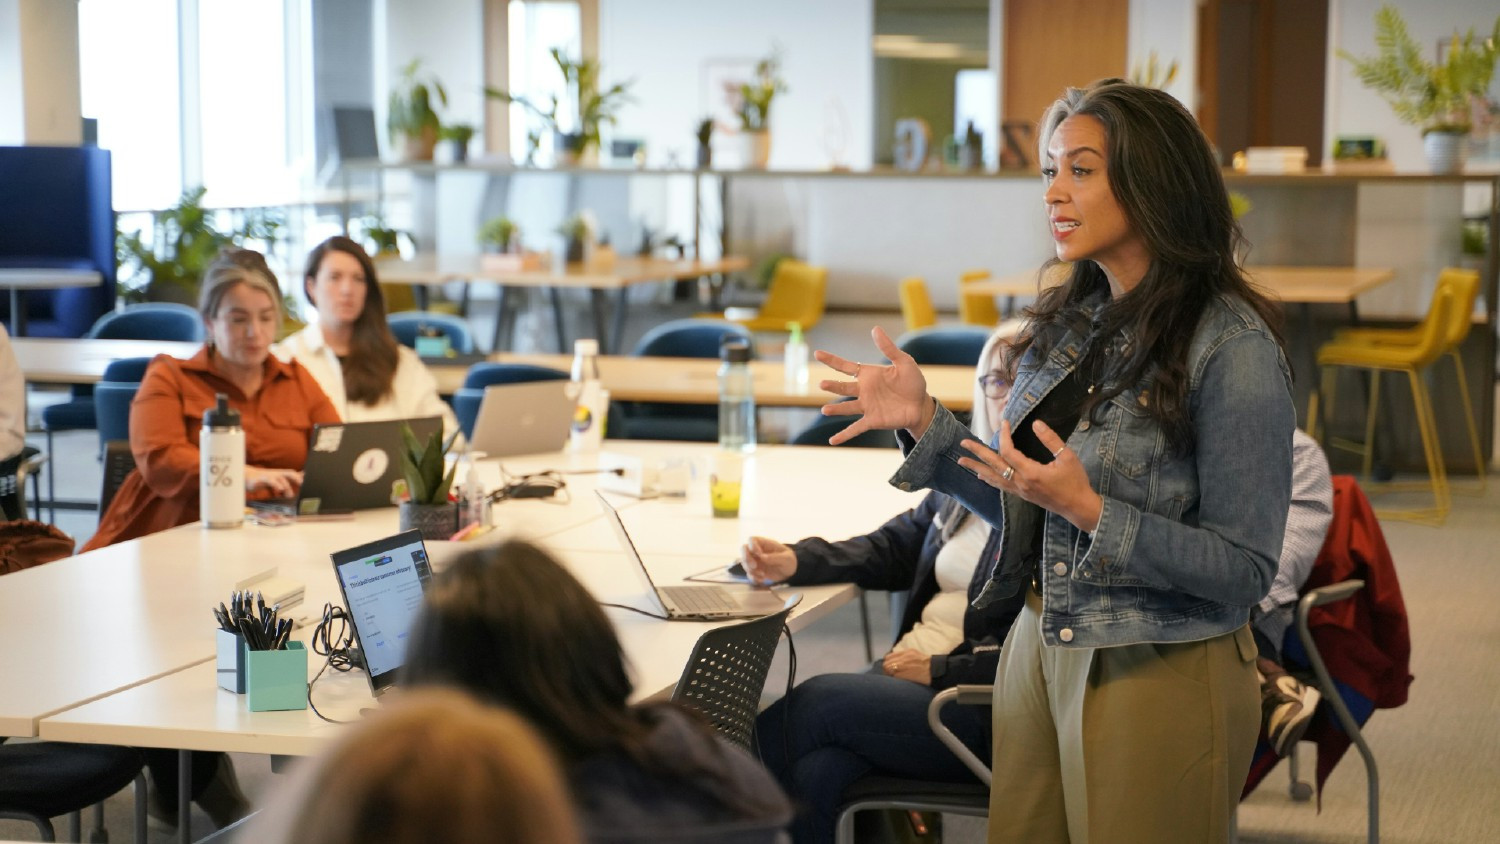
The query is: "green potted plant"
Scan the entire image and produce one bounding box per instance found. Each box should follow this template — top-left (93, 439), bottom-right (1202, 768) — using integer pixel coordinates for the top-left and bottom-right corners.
top-left (479, 216), bottom-right (520, 253)
top-left (695, 117), bottom-right (715, 169)
top-left (388, 59), bottom-right (448, 161)
top-left (359, 215), bottom-right (414, 259)
top-left (438, 123), bottom-right (475, 163)
top-left (486, 49), bottom-right (633, 165)
top-left (731, 49), bottom-right (788, 169)
top-left (556, 213), bottom-right (594, 264)
top-left (1338, 5), bottom-right (1500, 173)
top-left (397, 422), bottom-right (460, 540)
top-left (116, 187), bottom-right (282, 305)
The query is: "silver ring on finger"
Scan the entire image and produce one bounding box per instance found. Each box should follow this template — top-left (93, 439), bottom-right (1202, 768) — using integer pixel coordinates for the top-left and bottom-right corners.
top-left (1001, 464), bottom-right (1015, 482)
top-left (1052, 445), bottom-right (1066, 458)
top-left (854, 362), bottom-right (862, 377)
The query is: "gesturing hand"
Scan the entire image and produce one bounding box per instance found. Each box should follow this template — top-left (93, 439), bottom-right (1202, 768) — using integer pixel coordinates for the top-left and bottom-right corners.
top-left (958, 419), bottom-right (1103, 534)
top-left (815, 326), bottom-right (934, 445)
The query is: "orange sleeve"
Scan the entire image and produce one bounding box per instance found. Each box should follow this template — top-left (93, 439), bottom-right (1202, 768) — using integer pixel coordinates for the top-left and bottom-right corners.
top-left (129, 356), bottom-right (201, 499)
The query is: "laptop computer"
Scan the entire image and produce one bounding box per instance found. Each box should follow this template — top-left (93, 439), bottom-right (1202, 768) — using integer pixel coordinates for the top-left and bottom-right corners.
top-left (330, 529), bottom-right (435, 696)
top-left (256, 416), bottom-right (442, 516)
top-left (595, 491), bottom-right (790, 620)
top-left (468, 381), bottom-right (575, 458)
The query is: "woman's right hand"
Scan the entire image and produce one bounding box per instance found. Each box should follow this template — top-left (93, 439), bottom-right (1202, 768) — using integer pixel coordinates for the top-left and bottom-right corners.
top-left (741, 536), bottom-right (798, 585)
top-left (815, 326), bottom-right (934, 443)
top-left (246, 466), bottom-right (303, 498)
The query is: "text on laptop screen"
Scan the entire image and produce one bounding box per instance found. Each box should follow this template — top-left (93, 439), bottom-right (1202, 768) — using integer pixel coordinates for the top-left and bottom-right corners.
top-left (335, 537), bottom-right (432, 680)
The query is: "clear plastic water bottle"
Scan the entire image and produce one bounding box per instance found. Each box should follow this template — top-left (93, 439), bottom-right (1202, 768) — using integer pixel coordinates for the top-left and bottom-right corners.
top-left (569, 338), bottom-right (606, 451)
top-left (718, 339), bottom-right (756, 452)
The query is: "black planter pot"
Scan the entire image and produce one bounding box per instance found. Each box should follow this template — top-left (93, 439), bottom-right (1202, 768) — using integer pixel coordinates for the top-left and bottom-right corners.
top-left (399, 501), bottom-right (458, 541)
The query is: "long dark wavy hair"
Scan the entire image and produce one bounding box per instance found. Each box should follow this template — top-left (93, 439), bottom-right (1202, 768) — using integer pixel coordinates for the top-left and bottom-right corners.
top-left (302, 236), bottom-right (399, 405)
top-left (1012, 79), bottom-right (1284, 454)
top-left (402, 540), bottom-right (771, 815)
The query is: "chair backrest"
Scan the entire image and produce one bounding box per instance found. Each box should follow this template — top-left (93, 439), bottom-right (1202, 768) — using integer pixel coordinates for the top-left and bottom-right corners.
top-left (790, 413), bottom-right (897, 449)
top-left (87, 303), bottom-right (205, 342)
top-left (899, 277), bottom-right (937, 332)
top-left (757, 259), bottom-right (828, 330)
top-left (99, 440), bottom-right (137, 516)
top-left (94, 357), bottom-right (154, 449)
top-left (1406, 284), bottom-right (1456, 367)
top-left (387, 311), bottom-right (475, 355)
top-left (896, 326), bottom-right (992, 367)
top-left (671, 605), bottom-right (792, 750)
top-left (632, 319), bottom-right (754, 359)
top-left (958, 269), bottom-right (1000, 327)
top-left (453, 363), bottom-right (571, 439)
top-left (1434, 267), bottom-right (1480, 348)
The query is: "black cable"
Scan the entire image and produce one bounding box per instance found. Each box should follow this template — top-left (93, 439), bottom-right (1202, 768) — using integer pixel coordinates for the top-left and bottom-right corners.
top-left (778, 620), bottom-right (797, 769)
top-left (308, 603), bottom-right (358, 724)
top-left (599, 601), bottom-right (670, 620)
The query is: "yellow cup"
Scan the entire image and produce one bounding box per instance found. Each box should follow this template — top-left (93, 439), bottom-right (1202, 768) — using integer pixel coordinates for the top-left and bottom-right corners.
top-left (709, 451), bottom-right (743, 518)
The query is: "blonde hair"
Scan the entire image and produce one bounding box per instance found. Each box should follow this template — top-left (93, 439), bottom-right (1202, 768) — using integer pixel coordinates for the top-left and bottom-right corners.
top-left (254, 689), bottom-right (581, 844)
top-left (199, 248), bottom-right (283, 321)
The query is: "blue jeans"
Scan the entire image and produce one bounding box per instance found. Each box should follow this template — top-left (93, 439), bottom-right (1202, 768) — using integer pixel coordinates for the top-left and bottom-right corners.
top-left (754, 672), bottom-right (990, 844)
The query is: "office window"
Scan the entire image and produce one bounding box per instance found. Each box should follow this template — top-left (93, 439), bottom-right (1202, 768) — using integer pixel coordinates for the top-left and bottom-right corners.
top-left (198, 1), bottom-right (293, 207)
top-left (507, 0), bottom-right (581, 165)
top-left (78, 0), bottom-right (183, 210)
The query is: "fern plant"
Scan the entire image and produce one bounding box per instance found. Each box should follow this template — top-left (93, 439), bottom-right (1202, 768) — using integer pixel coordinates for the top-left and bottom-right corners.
top-left (1337, 5), bottom-right (1500, 134)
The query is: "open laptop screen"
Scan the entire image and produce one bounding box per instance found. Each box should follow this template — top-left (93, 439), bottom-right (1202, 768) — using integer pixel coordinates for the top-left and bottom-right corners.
top-left (330, 529), bottom-right (433, 694)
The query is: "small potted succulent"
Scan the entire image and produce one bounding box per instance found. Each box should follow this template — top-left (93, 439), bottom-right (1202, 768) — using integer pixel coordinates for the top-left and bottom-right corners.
top-left (439, 123), bottom-right (475, 163)
top-left (729, 49), bottom-right (788, 169)
top-left (479, 216), bottom-right (538, 271)
top-left (556, 213), bottom-right (594, 264)
top-left (397, 422), bottom-right (460, 540)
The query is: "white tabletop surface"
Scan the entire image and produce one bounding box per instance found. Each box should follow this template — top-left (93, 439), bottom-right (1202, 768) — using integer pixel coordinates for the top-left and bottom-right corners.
top-left (15, 442), bottom-right (924, 754)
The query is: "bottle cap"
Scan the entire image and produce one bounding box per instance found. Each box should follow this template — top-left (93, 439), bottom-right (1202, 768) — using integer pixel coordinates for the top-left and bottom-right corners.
top-left (574, 338), bottom-right (599, 356)
top-left (720, 339), bottom-right (751, 364)
top-left (203, 393), bottom-right (241, 428)
top-left (786, 321), bottom-right (803, 343)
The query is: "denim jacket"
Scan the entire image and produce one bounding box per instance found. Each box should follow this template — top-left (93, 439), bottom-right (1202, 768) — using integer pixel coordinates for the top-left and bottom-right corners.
top-left (891, 292), bottom-right (1295, 649)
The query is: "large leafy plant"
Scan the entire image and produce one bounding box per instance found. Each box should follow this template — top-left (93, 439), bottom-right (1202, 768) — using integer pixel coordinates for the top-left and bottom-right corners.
top-left (486, 49), bottom-right (633, 158)
top-left (398, 423), bottom-right (459, 505)
top-left (116, 187), bottom-right (281, 304)
top-left (1338, 5), bottom-right (1500, 133)
top-left (388, 59), bottom-right (448, 146)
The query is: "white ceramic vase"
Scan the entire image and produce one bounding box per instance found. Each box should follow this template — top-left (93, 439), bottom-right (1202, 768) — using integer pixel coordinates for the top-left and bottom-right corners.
top-left (1422, 131), bottom-right (1468, 174)
top-left (740, 130), bottom-right (771, 169)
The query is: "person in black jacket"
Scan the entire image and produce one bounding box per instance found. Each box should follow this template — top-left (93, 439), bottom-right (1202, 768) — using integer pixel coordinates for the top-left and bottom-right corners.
top-left (748, 332), bottom-right (1022, 844)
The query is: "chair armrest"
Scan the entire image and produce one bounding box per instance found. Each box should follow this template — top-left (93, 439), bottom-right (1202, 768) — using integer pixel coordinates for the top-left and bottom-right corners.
top-left (927, 686), bottom-right (994, 786)
top-left (1301, 580), bottom-right (1365, 612)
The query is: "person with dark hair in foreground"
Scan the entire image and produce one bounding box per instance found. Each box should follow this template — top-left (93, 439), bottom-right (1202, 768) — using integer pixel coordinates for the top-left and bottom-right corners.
top-left (816, 79), bottom-right (1296, 842)
top-left (254, 689), bottom-right (582, 844)
top-left (403, 540), bottom-right (793, 843)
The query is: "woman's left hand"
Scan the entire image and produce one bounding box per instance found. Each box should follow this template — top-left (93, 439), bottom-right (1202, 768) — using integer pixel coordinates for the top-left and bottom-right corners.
top-left (882, 649), bottom-right (932, 685)
top-left (959, 419), bottom-right (1103, 533)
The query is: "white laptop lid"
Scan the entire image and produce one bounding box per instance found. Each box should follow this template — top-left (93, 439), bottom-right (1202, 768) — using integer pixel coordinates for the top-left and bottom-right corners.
top-left (469, 381), bottom-right (574, 458)
top-left (594, 491), bottom-right (673, 616)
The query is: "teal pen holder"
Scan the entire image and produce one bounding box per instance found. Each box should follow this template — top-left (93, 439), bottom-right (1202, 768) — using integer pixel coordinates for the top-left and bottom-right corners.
top-left (215, 630), bottom-right (246, 694)
top-left (245, 642), bottom-right (308, 712)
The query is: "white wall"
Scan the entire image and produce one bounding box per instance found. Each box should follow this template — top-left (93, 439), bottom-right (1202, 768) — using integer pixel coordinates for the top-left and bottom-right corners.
top-left (1326, 0), bottom-right (1500, 172)
top-left (0, 0), bottom-right (82, 145)
top-left (377, 0), bottom-right (486, 157)
top-left (599, 0), bottom-right (874, 170)
top-left (1128, 0), bottom-right (1198, 110)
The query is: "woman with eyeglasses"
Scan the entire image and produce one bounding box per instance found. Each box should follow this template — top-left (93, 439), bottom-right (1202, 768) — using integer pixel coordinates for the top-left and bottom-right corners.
top-left (745, 332), bottom-right (1020, 844)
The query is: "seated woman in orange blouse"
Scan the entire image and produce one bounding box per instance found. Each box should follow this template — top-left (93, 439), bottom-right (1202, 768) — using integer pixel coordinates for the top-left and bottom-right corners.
top-left (83, 250), bottom-right (339, 553)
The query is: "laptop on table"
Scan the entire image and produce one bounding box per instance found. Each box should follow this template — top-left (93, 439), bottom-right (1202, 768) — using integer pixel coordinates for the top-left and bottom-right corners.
top-left (468, 381), bottom-right (575, 458)
top-left (256, 416), bottom-right (442, 516)
top-left (330, 529), bottom-right (435, 696)
top-left (594, 491), bottom-right (791, 620)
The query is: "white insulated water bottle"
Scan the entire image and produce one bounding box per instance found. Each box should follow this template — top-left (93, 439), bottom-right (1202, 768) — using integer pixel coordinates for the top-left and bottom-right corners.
top-left (200, 393), bottom-right (245, 529)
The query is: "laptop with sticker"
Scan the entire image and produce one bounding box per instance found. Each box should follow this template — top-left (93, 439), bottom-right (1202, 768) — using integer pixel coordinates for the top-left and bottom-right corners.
top-left (257, 416), bottom-right (442, 515)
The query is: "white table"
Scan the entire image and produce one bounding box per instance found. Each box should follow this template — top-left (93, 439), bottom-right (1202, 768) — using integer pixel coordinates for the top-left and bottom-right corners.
top-left (0, 268), bottom-right (103, 336)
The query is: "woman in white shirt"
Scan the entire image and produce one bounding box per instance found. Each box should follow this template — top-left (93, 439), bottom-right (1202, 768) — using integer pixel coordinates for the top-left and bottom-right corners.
top-left (275, 236), bottom-right (460, 442)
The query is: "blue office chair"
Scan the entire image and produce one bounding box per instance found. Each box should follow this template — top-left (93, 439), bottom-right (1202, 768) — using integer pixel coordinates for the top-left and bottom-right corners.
top-left (39, 307), bottom-right (201, 519)
top-left (452, 363), bottom-right (570, 440)
top-left (387, 311), bottom-right (475, 355)
top-left (0, 742), bottom-right (146, 843)
top-left (93, 358), bottom-right (154, 451)
top-left (895, 326), bottom-right (992, 367)
top-left (614, 319), bottom-right (755, 442)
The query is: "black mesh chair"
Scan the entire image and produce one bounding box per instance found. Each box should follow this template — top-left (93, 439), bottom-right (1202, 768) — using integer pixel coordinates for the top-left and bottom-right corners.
top-left (833, 685), bottom-right (993, 844)
top-left (671, 602), bottom-right (794, 750)
top-left (0, 741), bottom-right (146, 843)
top-left (98, 441), bottom-right (137, 517)
top-left (0, 446), bottom-right (45, 521)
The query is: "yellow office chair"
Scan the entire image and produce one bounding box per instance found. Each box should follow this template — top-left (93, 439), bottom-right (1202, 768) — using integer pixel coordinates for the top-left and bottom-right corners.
top-left (1308, 279), bottom-right (1459, 525)
top-left (899, 276), bottom-right (937, 331)
top-left (1329, 267), bottom-right (1485, 493)
top-left (708, 258), bottom-right (828, 332)
top-left (958, 269), bottom-right (1001, 327)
